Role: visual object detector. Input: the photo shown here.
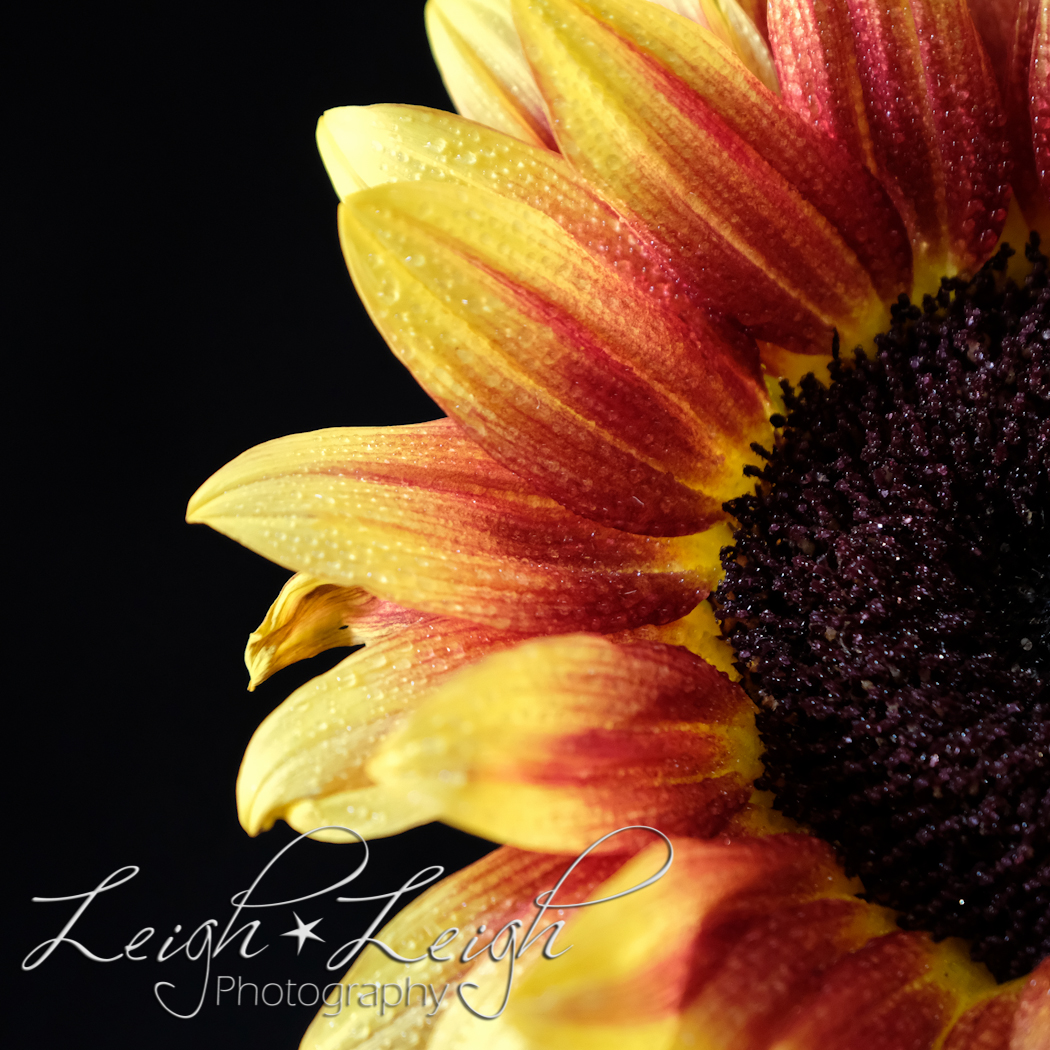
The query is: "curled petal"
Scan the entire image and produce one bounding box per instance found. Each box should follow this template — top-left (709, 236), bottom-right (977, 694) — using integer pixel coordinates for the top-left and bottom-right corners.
top-left (244, 573), bottom-right (420, 690)
top-left (237, 608), bottom-right (529, 839)
top-left (238, 588), bottom-right (729, 843)
top-left (424, 0), bottom-right (557, 148)
top-left (299, 842), bottom-right (642, 1050)
top-left (513, 0), bottom-right (912, 355)
top-left (769, 0), bottom-right (1009, 281)
top-left (336, 144), bottom-right (771, 535)
top-left (188, 419), bottom-right (722, 632)
top-left (1034, 0), bottom-right (1050, 210)
top-left (367, 634), bottom-right (761, 853)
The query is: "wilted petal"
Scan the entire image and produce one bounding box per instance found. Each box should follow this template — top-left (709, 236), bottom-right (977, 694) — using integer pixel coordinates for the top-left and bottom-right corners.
top-left (368, 634), bottom-right (760, 852)
top-left (424, 0), bottom-right (557, 148)
top-left (335, 128), bottom-right (771, 534)
top-left (299, 842), bottom-right (642, 1050)
top-left (188, 419), bottom-right (721, 632)
top-left (1034, 0), bottom-right (1050, 210)
top-left (237, 608), bottom-right (530, 838)
top-left (512, 0), bottom-right (912, 355)
top-left (244, 573), bottom-right (420, 690)
top-left (769, 0), bottom-right (1009, 282)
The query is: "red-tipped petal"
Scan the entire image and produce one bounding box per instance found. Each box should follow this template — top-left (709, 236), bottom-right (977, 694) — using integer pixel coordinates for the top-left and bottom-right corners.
top-left (770, 0), bottom-right (1009, 280)
top-left (513, 0), bottom-right (911, 355)
top-left (767, 0), bottom-right (879, 173)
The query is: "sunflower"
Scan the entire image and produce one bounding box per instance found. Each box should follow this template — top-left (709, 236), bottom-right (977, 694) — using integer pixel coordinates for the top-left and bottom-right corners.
top-left (187, 0), bottom-right (1050, 1046)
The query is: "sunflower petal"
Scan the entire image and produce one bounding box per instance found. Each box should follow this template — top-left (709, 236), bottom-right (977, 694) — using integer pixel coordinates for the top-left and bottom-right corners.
top-left (967, 0), bottom-right (1048, 231)
top-left (1011, 958), bottom-right (1050, 1050)
top-left (764, 938), bottom-right (988, 1050)
top-left (651, 0), bottom-right (778, 89)
top-left (766, 0), bottom-right (878, 173)
top-left (318, 102), bottom-right (764, 406)
top-left (512, 0), bottom-right (912, 354)
top-left (188, 419), bottom-right (718, 631)
top-left (769, 0), bottom-right (1009, 282)
top-left (237, 608), bottom-right (529, 838)
top-left (611, 599), bottom-right (740, 678)
top-left (337, 160), bottom-right (771, 535)
top-left (367, 634), bottom-right (760, 853)
top-left (1034, 1), bottom-right (1050, 211)
top-left (943, 986), bottom-right (1023, 1050)
top-left (505, 835), bottom-right (876, 1047)
top-left (244, 573), bottom-right (421, 690)
top-left (473, 835), bottom-right (999, 1050)
top-left (424, 0), bottom-right (557, 149)
top-left (299, 843), bottom-right (640, 1050)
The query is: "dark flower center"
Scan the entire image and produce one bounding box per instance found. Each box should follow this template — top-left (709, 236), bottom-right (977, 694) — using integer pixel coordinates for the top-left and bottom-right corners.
top-left (714, 237), bottom-right (1050, 982)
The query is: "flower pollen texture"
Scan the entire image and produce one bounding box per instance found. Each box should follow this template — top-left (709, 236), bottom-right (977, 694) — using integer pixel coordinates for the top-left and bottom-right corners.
top-left (716, 238), bottom-right (1050, 981)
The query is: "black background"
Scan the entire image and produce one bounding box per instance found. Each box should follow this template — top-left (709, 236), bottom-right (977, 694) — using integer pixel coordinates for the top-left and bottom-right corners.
top-left (9, 2), bottom-right (496, 1045)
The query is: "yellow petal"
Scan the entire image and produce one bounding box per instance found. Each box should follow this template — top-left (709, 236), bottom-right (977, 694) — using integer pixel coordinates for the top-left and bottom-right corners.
top-left (502, 836), bottom-right (995, 1050)
top-left (299, 845), bottom-right (636, 1050)
top-left (501, 837), bottom-right (856, 1049)
top-left (244, 573), bottom-right (422, 690)
top-left (339, 177), bottom-right (770, 534)
top-left (424, 0), bottom-right (555, 148)
top-left (318, 104), bottom-right (771, 534)
top-left (237, 611), bottom-right (527, 838)
top-left (317, 102), bottom-right (566, 200)
top-left (187, 419), bottom-right (712, 632)
top-left (368, 634), bottom-right (761, 852)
